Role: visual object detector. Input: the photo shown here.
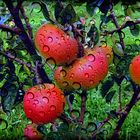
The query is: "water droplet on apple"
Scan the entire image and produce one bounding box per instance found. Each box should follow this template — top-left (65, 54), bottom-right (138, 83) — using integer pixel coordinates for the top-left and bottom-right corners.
top-left (43, 45), bottom-right (50, 52)
top-left (42, 96), bottom-right (49, 103)
top-left (50, 105), bottom-right (56, 111)
top-left (48, 36), bottom-right (53, 43)
top-left (87, 54), bottom-right (95, 62)
top-left (27, 92), bottom-right (34, 99)
top-left (72, 82), bottom-right (81, 90)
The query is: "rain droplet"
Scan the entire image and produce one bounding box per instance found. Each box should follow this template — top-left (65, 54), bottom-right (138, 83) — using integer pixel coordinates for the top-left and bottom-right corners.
top-left (67, 55), bottom-right (70, 60)
top-left (43, 45), bottom-right (50, 52)
top-left (42, 96), bottom-right (49, 103)
top-left (28, 109), bottom-right (32, 113)
top-left (87, 54), bottom-right (95, 62)
top-left (33, 131), bottom-right (38, 136)
top-left (60, 69), bottom-right (67, 77)
top-left (27, 100), bottom-right (30, 103)
top-left (46, 91), bottom-right (51, 96)
top-left (52, 90), bottom-right (57, 95)
top-left (106, 54), bottom-right (111, 58)
top-left (72, 82), bottom-right (81, 90)
top-left (61, 36), bottom-right (65, 41)
top-left (39, 111), bottom-right (45, 117)
top-left (50, 105), bottom-right (56, 111)
top-left (90, 80), bottom-right (94, 85)
top-left (27, 92), bottom-right (34, 99)
top-left (34, 99), bottom-right (39, 104)
top-left (62, 81), bottom-right (69, 87)
top-left (100, 61), bottom-right (104, 65)
top-left (48, 36), bottom-right (53, 43)
top-left (88, 65), bottom-right (93, 70)
top-left (85, 73), bottom-right (89, 78)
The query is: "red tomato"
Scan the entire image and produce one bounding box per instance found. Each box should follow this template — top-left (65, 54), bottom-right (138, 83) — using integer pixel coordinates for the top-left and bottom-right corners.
top-left (23, 84), bottom-right (65, 124)
top-left (129, 55), bottom-right (140, 85)
top-left (35, 23), bottom-right (78, 66)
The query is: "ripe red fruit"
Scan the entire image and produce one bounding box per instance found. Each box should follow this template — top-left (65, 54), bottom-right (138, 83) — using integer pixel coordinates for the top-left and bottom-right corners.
top-left (54, 66), bottom-right (73, 91)
top-left (129, 55), bottom-right (140, 85)
top-left (54, 47), bottom-right (108, 90)
top-left (101, 45), bottom-right (113, 64)
top-left (24, 124), bottom-right (43, 140)
top-left (35, 23), bottom-right (78, 65)
top-left (23, 84), bottom-right (65, 124)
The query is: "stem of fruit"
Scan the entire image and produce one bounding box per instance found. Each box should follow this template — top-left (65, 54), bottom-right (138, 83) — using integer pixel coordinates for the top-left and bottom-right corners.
top-left (111, 83), bottom-right (140, 139)
top-left (109, 0), bottom-right (125, 50)
top-left (79, 90), bottom-right (87, 123)
top-left (3, 0), bottom-right (51, 83)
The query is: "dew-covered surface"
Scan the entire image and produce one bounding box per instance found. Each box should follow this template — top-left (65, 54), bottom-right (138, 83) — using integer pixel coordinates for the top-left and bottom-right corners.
top-left (23, 84), bottom-right (65, 124)
top-left (35, 24), bottom-right (78, 65)
top-left (0, 1), bottom-right (140, 139)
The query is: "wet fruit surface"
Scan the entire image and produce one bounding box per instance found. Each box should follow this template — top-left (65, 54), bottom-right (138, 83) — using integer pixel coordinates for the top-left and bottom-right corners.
top-left (129, 55), bottom-right (140, 85)
top-left (23, 84), bottom-right (65, 124)
top-left (54, 47), bottom-right (109, 90)
top-left (24, 124), bottom-right (43, 140)
top-left (101, 45), bottom-right (113, 64)
top-left (35, 23), bottom-right (78, 65)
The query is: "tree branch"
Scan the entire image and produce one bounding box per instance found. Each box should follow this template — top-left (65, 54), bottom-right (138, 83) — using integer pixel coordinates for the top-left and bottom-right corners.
top-left (111, 84), bottom-right (140, 139)
top-left (3, 0), bottom-right (51, 83)
top-left (0, 51), bottom-right (36, 72)
top-left (103, 19), bottom-right (140, 35)
top-left (92, 116), bottom-right (112, 138)
top-left (109, 0), bottom-right (125, 50)
top-left (20, 6), bottom-right (33, 38)
top-left (78, 90), bottom-right (87, 123)
top-left (0, 24), bottom-right (20, 34)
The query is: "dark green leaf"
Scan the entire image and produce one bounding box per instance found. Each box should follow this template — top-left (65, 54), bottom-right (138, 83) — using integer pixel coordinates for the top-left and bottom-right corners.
top-left (130, 24), bottom-right (140, 36)
top-left (87, 24), bottom-right (99, 46)
top-left (1, 84), bottom-right (18, 113)
top-left (105, 90), bottom-right (116, 103)
top-left (100, 77), bottom-right (114, 98)
top-left (58, 4), bottom-right (77, 25)
top-left (54, 1), bottom-right (64, 21)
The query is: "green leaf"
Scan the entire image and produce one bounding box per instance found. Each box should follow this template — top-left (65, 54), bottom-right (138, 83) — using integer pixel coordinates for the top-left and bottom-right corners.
top-left (130, 25), bottom-right (140, 37)
top-left (58, 4), bottom-right (77, 25)
top-left (100, 77), bottom-right (114, 98)
top-left (54, 1), bottom-right (64, 22)
top-left (105, 90), bottom-right (116, 103)
top-left (87, 24), bottom-right (99, 46)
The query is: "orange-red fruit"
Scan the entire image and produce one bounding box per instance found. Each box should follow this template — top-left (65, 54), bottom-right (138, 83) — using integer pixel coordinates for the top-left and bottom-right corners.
top-left (24, 124), bottom-right (43, 140)
top-left (129, 55), bottom-right (140, 85)
top-left (54, 47), bottom-right (109, 90)
top-left (23, 84), bottom-right (65, 124)
top-left (101, 45), bottom-right (113, 64)
top-left (54, 66), bottom-right (73, 91)
top-left (35, 23), bottom-right (78, 65)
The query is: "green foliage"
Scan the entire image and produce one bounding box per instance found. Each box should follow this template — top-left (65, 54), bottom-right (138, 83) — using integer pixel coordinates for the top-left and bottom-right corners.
top-left (0, 0), bottom-right (140, 139)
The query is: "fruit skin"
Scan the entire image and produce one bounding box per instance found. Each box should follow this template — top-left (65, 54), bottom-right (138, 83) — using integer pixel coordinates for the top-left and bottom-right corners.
top-left (35, 23), bottom-right (78, 66)
top-left (54, 47), bottom-right (108, 90)
top-left (129, 55), bottom-right (140, 85)
top-left (54, 66), bottom-right (73, 91)
top-left (101, 45), bottom-right (113, 64)
top-left (23, 84), bottom-right (65, 124)
top-left (24, 124), bottom-right (43, 140)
